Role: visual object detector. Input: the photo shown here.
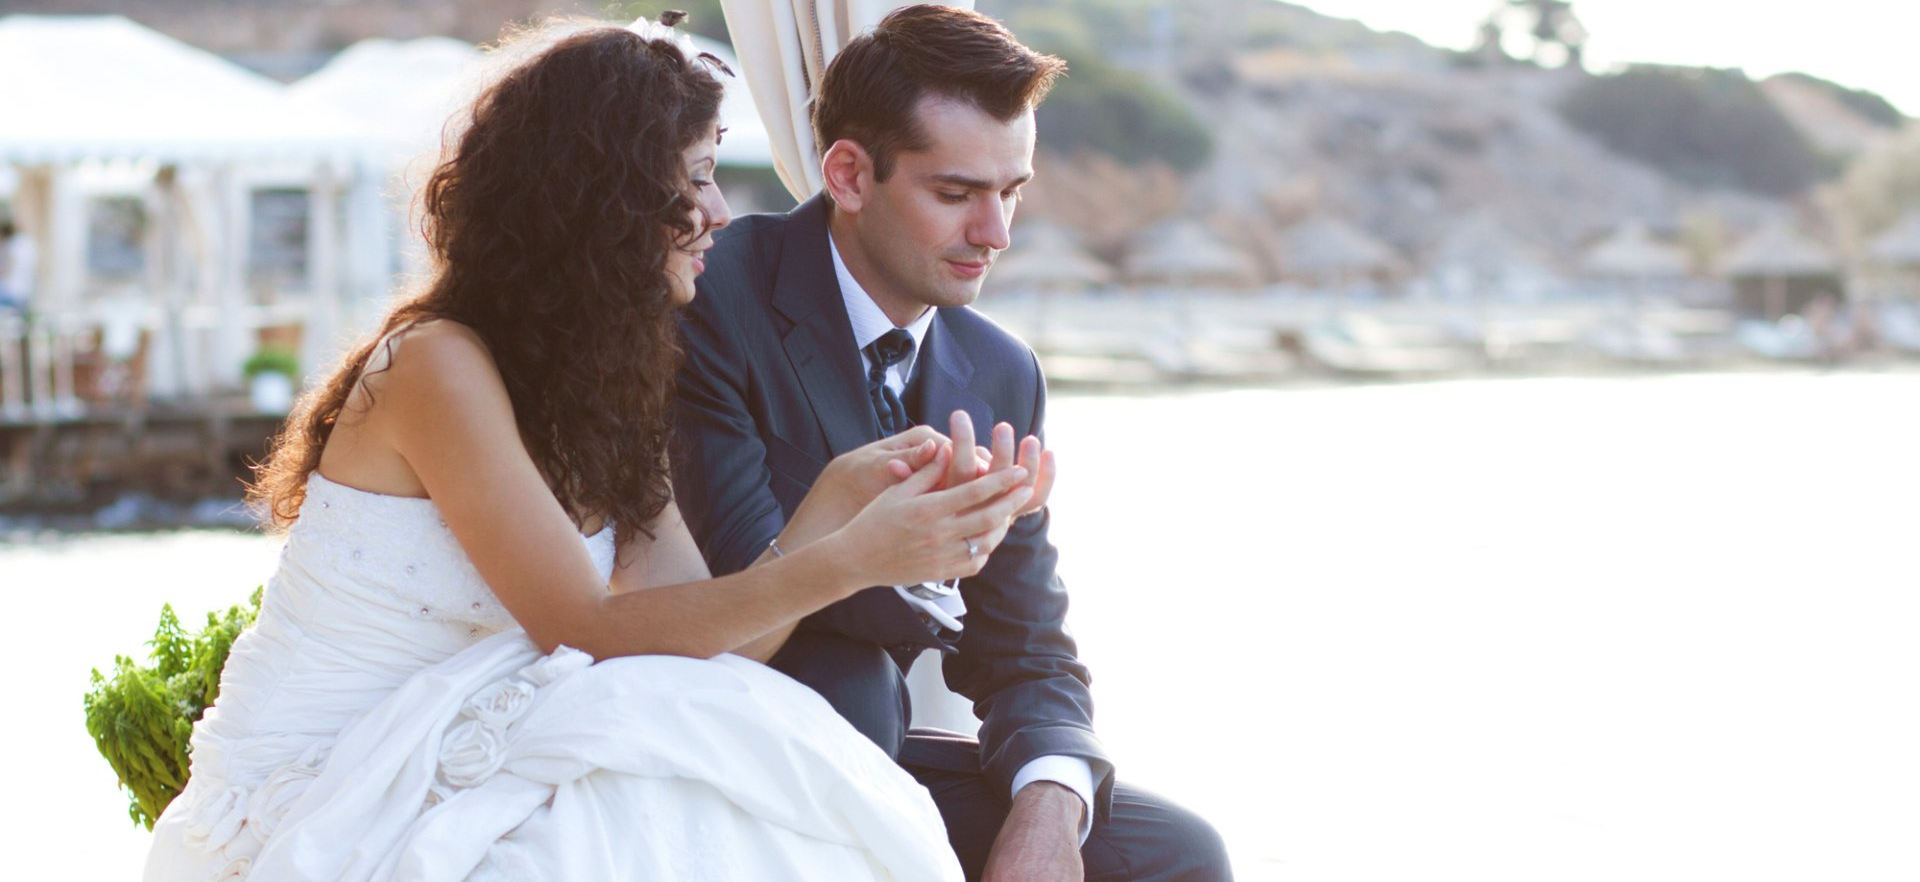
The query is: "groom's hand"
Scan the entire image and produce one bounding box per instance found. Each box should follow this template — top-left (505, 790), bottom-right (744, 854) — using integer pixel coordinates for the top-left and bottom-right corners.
top-left (982, 781), bottom-right (1085, 882)
top-left (943, 411), bottom-right (1056, 517)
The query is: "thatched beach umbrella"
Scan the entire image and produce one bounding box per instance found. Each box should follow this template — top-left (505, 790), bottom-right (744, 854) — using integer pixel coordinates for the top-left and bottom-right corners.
top-left (1723, 222), bottom-right (1842, 318)
top-left (990, 222), bottom-right (1112, 351)
top-left (1865, 211), bottom-right (1920, 303)
top-left (1424, 213), bottom-right (1560, 302)
top-left (992, 222), bottom-right (1114, 292)
top-left (1583, 221), bottom-right (1688, 280)
top-left (1868, 212), bottom-right (1920, 269)
top-left (1279, 216), bottom-right (1403, 291)
top-left (1124, 219), bottom-right (1263, 288)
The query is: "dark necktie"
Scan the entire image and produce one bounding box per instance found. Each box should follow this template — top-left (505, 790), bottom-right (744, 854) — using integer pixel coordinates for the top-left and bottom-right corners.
top-left (862, 329), bottom-right (914, 436)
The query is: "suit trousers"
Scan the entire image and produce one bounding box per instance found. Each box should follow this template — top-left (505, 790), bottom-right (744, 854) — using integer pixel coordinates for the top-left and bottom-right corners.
top-left (771, 631), bottom-right (1233, 882)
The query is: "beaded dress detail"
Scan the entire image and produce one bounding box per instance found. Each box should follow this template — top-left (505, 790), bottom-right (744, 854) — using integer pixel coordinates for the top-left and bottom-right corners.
top-left (143, 473), bottom-right (961, 882)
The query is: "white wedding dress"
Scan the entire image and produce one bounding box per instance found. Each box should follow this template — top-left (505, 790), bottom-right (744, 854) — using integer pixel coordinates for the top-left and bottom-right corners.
top-left (144, 473), bottom-right (963, 882)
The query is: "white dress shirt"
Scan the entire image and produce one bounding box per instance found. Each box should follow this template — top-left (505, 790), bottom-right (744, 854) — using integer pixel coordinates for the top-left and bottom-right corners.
top-left (829, 235), bottom-right (1095, 841)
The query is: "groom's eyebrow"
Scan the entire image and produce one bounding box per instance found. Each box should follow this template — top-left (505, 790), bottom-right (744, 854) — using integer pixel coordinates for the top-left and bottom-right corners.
top-left (929, 172), bottom-right (1032, 191)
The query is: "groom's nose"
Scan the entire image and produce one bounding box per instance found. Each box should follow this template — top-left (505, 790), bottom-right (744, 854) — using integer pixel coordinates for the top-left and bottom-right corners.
top-left (966, 197), bottom-right (1011, 253)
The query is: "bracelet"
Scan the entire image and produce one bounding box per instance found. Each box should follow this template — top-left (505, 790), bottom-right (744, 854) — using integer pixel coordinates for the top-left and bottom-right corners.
top-left (767, 537), bottom-right (785, 559)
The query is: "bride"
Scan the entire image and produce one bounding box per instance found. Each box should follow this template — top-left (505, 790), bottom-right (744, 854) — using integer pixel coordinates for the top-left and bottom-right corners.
top-left (142, 18), bottom-right (1044, 882)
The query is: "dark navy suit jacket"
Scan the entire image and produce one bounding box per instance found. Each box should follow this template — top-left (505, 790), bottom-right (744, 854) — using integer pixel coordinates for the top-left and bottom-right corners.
top-left (673, 194), bottom-right (1114, 820)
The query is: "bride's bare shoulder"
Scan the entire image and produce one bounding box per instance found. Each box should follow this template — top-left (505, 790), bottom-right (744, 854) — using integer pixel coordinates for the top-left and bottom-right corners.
top-left (360, 319), bottom-right (502, 397)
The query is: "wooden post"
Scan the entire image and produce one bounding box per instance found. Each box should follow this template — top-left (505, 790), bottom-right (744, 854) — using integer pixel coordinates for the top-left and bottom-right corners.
top-left (0, 314), bottom-right (23, 420)
top-left (51, 322), bottom-right (79, 416)
top-left (212, 165), bottom-right (251, 391)
top-left (303, 162), bottom-right (341, 390)
top-left (2, 429), bottom-right (29, 500)
top-left (28, 323), bottom-right (53, 419)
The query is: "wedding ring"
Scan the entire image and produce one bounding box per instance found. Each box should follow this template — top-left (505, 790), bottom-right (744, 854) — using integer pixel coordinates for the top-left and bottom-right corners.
top-left (964, 537), bottom-right (979, 560)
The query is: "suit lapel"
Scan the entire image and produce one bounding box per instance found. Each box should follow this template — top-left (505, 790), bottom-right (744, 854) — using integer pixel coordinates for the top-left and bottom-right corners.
top-left (911, 310), bottom-right (992, 442)
top-left (771, 195), bottom-right (883, 456)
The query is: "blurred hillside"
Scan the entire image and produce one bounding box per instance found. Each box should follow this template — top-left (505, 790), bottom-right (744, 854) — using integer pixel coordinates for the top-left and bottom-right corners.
top-left (974, 0), bottom-right (1912, 271)
top-left (6, 0), bottom-right (1912, 269)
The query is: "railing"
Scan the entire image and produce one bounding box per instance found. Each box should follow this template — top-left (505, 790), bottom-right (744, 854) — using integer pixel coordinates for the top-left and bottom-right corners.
top-left (0, 312), bottom-right (86, 423)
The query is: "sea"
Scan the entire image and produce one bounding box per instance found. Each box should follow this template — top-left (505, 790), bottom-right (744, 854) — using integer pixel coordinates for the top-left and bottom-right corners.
top-left (6, 370), bottom-right (1917, 881)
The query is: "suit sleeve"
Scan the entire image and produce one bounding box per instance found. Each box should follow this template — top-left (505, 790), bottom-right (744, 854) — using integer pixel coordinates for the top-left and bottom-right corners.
top-left (672, 283), bottom-right (786, 577)
top-left (943, 349), bottom-right (1116, 823)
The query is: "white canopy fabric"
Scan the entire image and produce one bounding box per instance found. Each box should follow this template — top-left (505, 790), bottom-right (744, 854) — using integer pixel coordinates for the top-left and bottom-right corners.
top-left (0, 15), bottom-right (375, 165)
top-left (717, 0), bottom-right (962, 200)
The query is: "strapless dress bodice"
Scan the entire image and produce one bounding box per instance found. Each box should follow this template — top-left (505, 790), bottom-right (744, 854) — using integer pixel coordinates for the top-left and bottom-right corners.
top-left (279, 472), bottom-right (616, 637)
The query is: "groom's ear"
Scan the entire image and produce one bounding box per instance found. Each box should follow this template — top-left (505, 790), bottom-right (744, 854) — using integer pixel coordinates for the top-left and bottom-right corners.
top-left (821, 139), bottom-right (873, 213)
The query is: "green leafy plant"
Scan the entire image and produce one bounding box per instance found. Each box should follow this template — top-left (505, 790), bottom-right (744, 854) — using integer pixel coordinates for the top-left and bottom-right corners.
top-left (242, 345), bottom-right (299, 380)
top-left (83, 589), bottom-right (262, 829)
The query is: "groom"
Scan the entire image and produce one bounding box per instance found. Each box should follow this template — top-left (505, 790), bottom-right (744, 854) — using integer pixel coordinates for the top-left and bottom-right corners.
top-left (674, 6), bottom-right (1228, 880)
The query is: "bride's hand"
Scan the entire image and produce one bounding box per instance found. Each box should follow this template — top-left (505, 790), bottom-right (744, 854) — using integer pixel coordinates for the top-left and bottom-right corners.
top-left (941, 411), bottom-right (1056, 519)
top-left (828, 449), bottom-right (1034, 589)
top-left (814, 425), bottom-right (948, 511)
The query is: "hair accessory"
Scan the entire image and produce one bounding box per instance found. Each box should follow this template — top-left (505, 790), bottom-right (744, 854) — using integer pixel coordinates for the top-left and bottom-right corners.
top-left (626, 10), bottom-right (734, 77)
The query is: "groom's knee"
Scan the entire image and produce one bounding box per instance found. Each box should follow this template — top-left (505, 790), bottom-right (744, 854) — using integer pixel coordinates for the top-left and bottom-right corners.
top-left (1086, 782), bottom-right (1233, 882)
top-left (768, 630), bottom-right (908, 758)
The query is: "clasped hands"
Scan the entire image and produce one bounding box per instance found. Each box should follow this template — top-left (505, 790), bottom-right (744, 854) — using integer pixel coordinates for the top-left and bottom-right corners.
top-left (817, 411), bottom-right (1054, 588)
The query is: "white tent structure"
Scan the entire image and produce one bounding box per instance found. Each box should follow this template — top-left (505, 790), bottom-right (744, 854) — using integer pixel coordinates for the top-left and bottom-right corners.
top-left (286, 31), bottom-right (778, 300)
top-left (289, 36), bottom-right (481, 167)
top-left (289, 33), bottom-right (773, 173)
top-left (0, 14), bottom-right (385, 412)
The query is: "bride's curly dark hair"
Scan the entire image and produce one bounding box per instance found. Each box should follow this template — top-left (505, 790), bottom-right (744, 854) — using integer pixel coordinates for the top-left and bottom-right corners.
top-left (251, 22), bottom-right (724, 543)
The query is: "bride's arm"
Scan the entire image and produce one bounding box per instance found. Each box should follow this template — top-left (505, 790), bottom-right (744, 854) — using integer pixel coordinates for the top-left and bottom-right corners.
top-left (609, 422), bottom-right (951, 662)
top-left (605, 503), bottom-right (790, 663)
top-left (373, 324), bottom-right (1031, 661)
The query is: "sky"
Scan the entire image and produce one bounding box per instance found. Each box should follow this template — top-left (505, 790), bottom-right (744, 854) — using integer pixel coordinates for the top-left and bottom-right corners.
top-left (1294, 0), bottom-right (1919, 117)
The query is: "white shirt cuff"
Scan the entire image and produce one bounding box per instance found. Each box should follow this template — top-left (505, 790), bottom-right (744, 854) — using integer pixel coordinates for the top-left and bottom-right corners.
top-left (1011, 755), bottom-right (1096, 845)
top-left (892, 584), bottom-right (965, 632)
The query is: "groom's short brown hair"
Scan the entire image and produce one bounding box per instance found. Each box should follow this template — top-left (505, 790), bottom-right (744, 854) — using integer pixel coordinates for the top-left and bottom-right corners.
top-left (813, 4), bottom-right (1064, 182)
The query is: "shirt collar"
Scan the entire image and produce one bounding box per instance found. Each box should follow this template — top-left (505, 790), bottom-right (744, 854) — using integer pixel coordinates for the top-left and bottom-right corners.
top-left (830, 232), bottom-right (936, 363)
